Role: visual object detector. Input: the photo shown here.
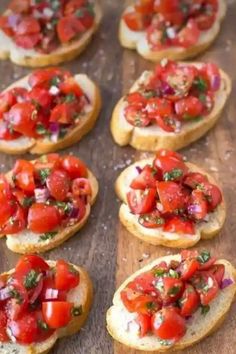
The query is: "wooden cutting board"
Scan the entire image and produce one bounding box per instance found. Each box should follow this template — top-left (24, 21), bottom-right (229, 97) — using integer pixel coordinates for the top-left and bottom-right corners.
top-left (0, 1), bottom-right (235, 353)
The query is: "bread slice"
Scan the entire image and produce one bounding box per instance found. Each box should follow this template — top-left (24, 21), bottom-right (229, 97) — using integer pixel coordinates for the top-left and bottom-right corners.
top-left (3, 160), bottom-right (99, 254)
top-left (111, 62), bottom-right (231, 151)
top-left (0, 260), bottom-right (93, 354)
top-left (0, 73), bottom-right (102, 155)
top-left (0, 3), bottom-right (102, 67)
top-left (115, 158), bottom-right (226, 248)
top-left (119, 0), bottom-right (226, 61)
top-left (107, 254), bottom-right (236, 352)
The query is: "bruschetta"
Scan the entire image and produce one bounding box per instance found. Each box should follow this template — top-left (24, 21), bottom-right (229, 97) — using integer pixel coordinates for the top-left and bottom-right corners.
top-left (0, 153), bottom-right (98, 254)
top-left (115, 150), bottom-right (225, 248)
top-left (0, 254), bottom-right (93, 353)
top-left (0, 67), bottom-right (101, 155)
top-left (111, 60), bottom-right (231, 151)
top-left (119, 0), bottom-right (226, 62)
top-left (0, 0), bottom-right (102, 67)
top-left (107, 250), bottom-right (236, 351)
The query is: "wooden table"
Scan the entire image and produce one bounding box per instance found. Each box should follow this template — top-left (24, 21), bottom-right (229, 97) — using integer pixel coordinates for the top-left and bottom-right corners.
top-left (0, 1), bottom-right (236, 353)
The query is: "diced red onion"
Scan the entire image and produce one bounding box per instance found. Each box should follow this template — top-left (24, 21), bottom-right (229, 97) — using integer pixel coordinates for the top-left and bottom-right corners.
top-left (211, 76), bottom-right (221, 91)
top-left (0, 286), bottom-right (11, 301)
top-left (35, 188), bottom-right (49, 203)
top-left (220, 278), bottom-right (233, 289)
top-left (49, 122), bottom-right (60, 142)
top-left (135, 166), bottom-right (142, 174)
top-left (84, 94), bottom-right (90, 104)
top-left (188, 204), bottom-right (202, 215)
top-left (161, 81), bottom-right (175, 96)
top-left (29, 278), bottom-right (43, 304)
top-left (69, 206), bottom-right (79, 219)
top-left (45, 288), bottom-right (59, 300)
top-left (8, 14), bottom-right (20, 29)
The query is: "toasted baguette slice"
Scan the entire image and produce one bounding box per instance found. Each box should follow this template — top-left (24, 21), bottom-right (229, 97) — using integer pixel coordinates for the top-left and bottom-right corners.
top-left (115, 158), bottom-right (226, 248)
top-left (0, 260), bottom-right (93, 354)
top-left (119, 0), bottom-right (226, 61)
top-left (3, 161), bottom-right (99, 254)
top-left (111, 62), bottom-right (231, 151)
top-left (0, 73), bottom-right (102, 155)
top-left (107, 254), bottom-right (236, 352)
top-left (0, 3), bottom-right (102, 67)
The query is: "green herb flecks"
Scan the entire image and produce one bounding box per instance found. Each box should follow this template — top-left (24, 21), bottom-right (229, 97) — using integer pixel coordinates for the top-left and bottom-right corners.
top-left (24, 270), bottom-right (40, 290)
top-left (64, 93), bottom-right (76, 103)
top-left (38, 168), bottom-right (51, 184)
top-left (142, 90), bottom-right (157, 99)
top-left (201, 304), bottom-right (210, 315)
top-left (168, 285), bottom-right (181, 296)
top-left (22, 196), bottom-right (35, 208)
top-left (50, 76), bottom-right (61, 87)
top-left (39, 231), bottom-right (57, 242)
top-left (9, 288), bottom-right (23, 304)
top-left (53, 201), bottom-right (72, 214)
top-left (36, 124), bottom-right (50, 137)
top-left (38, 320), bottom-right (49, 331)
top-left (163, 168), bottom-right (183, 181)
top-left (197, 250), bottom-right (211, 264)
top-left (72, 305), bottom-right (83, 317)
top-left (168, 269), bottom-right (179, 279)
top-left (193, 77), bottom-right (208, 92)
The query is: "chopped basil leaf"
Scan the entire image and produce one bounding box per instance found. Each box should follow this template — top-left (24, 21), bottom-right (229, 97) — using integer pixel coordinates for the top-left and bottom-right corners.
top-left (201, 304), bottom-right (210, 315)
top-left (142, 90), bottom-right (157, 99)
top-left (199, 93), bottom-right (207, 104)
top-left (38, 168), bottom-right (51, 184)
top-left (36, 124), bottom-right (50, 136)
top-left (38, 320), bottom-right (49, 331)
top-left (72, 305), bottom-right (82, 317)
top-left (168, 269), bottom-right (179, 278)
top-left (159, 339), bottom-right (173, 346)
top-left (53, 201), bottom-right (72, 214)
top-left (197, 250), bottom-right (211, 264)
top-left (50, 76), bottom-right (61, 87)
top-left (163, 168), bottom-right (183, 181)
top-left (87, 3), bottom-right (95, 16)
top-left (39, 231), bottom-right (57, 242)
top-left (167, 285), bottom-right (181, 296)
top-left (24, 270), bottom-right (39, 289)
top-left (69, 264), bottom-right (79, 275)
top-left (193, 77), bottom-right (208, 92)
top-left (146, 302), bottom-right (157, 311)
top-left (9, 289), bottom-right (22, 304)
top-left (64, 93), bottom-right (76, 103)
top-left (22, 196), bottom-right (35, 208)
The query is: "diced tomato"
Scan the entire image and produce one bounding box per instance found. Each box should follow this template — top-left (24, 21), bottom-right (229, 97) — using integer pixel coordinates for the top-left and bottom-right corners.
top-left (130, 165), bottom-right (157, 190)
top-left (179, 258), bottom-right (200, 281)
top-left (42, 301), bottom-right (73, 329)
top-left (2, 204), bottom-right (26, 234)
top-left (0, 91), bottom-right (16, 116)
top-left (125, 104), bottom-right (151, 127)
top-left (121, 288), bottom-right (160, 314)
top-left (209, 264), bottom-right (225, 286)
top-left (9, 0), bottom-right (30, 14)
top-left (0, 311), bottom-right (8, 342)
top-left (72, 178), bottom-right (92, 197)
top-left (13, 159), bottom-right (35, 194)
top-left (126, 92), bottom-right (147, 107)
top-left (147, 98), bottom-right (173, 119)
top-left (155, 149), bottom-right (183, 161)
top-left (34, 154), bottom-right (61, 177)
top-left (160, 277), bottom-right (184, 304)
top-left (50, 102), bottom-right (81, 124)
top-left (175, 96), bottom-right (203, 119)
top-left (46, 169), bottom-right (71, 202)
top-left (29, 68), bottom-right (71, 89)
top-left (15, 16), bottom-right (40, 36)
top-left (127, 188), bottom-right (156, 214)
top-left (183, 172), bottom-right (208, 189)
top-left (0, 16), bottom-right (15, 37)
top-left (8, 313), bottom-right (38, 344)
top-left (71, 197), bottom-right (87, 221)
top-left (135, 0), bottom-right (154, 14)
top-left (60, 78), bottom-right (84, 98)
top-left (64, 0), bottom-right (86, 15)
top-left (201, 182), bottom-right (222, 211)
top-left (128, 272), bottom-right (157, 294)
top-left (15, 255), bottom-right (49, 278)
top-left (157, 182), bottom-right (188, 213)
top-left (190, 271), bottom-right (219, 305)
top-left (177, 19), bottom-right (200, 48)
top-left (5, 278), bottom-right (28, 320)
top-left (187, 189), bottom-right (208, 221)
top-left (179, 284), bottom-right (200, 317)
top-left (0, 194), bottom-right (16, 227)
top-left (151, 308), bottom-right (186, 341)
top-left (123, 11), bottom-right (151, 31)
top-left (139, 210), bottom-right (164, 228)
top-left (136, 313), bottom-right (152, 337)
top-left (14, 33), bottom-right (41, 49)
top-left (11, 87), bottom-right (29, 103)
top-left (29, 88), bottom-right (52, 109)
top-left (153, 155), bottom-right (188, 181)
top-left (28, 203), bottom-right (61, 233)
top-left (61, 156), bottom-right (88, 179)
top-left (163, 216), bottom-right (195, 235)
top-left (55, 260), bottom-right (80, 291)
top-left (195, 13), bottom-right (216, 31)
top-left (76, 10), bottom-right (94, 29)
top-left (57, 16), bottom-right (84, 43)
top-left (7, 102), bottom-right (38, 137)
top-left (0, 121), bottom-right (20, 140)
top-left (203, 63), bottom-right (221, 91)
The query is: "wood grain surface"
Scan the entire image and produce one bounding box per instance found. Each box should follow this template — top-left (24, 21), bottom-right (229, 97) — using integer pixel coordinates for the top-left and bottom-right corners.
top-left (0, 1), bottom-right (235, 354)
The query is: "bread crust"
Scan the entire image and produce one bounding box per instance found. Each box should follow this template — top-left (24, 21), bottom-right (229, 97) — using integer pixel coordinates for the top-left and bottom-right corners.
top-left (106, 254), bottom-right (236, 352)
top-left (0, 4), bottom-right (102, 67)
top-left (119, 0), bottom-right (226, 61)
top-left (0, 74), bottom-right (102, 155)
top-left (2, 159), bottom-right (99, 254)
top-left (0, 261), bottom-right (93, 354)
top-left (111, 63), bottom-right (231, 151)
top-left (115, 158), bottom-right (226, 248)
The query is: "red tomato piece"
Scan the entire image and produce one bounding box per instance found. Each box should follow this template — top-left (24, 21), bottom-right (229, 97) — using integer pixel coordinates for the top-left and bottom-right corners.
top-left (179, 284), bottom-right (200, 317)
top-left (195, 11), bottom-right (216, 31)
top-left (14, 33), bottom-right (41, 49)
top-left (136, 313), bottom-right (152, 337)
top-left (71, 197), bottom-right (87, 221)
top-left (50, 102), bottom-right (81, 124)
top-left (157, 182), bottom-right (188, 213)
top-left (201, 182), bottom-right (222, 211)
top-left (5, 278), bottom-right (28, 320)
top-left (177, 19), bottom-right (200, 48)
top-left (60, 78), bottom-right (84, 98)
top-left (57, 16), bottom-right (84, 43)
top-left (175, 96), bottom-right (203, 119)
top-left (7, 102), bottom-right (38, 137)
top-left (203, 63), bottom-right (221, 91)
top-left (77, 10), bottom-right (94, 29)
top-left (125, 104), bottom-right (151, 127)
top-left (121, 289), bottom-right (160, 314)
top-left (151, 308), bottom-right (186, 341)
top-left (130, 165), bottom-right (157, 190)
top-left (72, 178), bottom-right (92, 197)
top-left (155, 149), bottom-right (183, 161)
top-left (179, 258), bottom-right (200, 281)
top-left (46, 169), bottom-right (71, 202)
top-left (209, 264), bottom-right (225, 286)
top-left (64, 0), bottom-right (86, 14)
top-left (127, 188), bottom-right (156, 214)
top-left (123, 11), bottom-right (151, 31)
top-left (9, 0), bottom-right (30, 13)
top-left (146, 98), bottom-right (173, 119)
top-left (8, 312), bottom-right (38, 344)
top-left (153, 155), bottom-right (188, 181)
top-left (135, 0), bottom-right (154, 14)
top-left (128, 272), bottom-right (157, 294)
top-left (163, 216), bottom-right (195, 235)
top-left (190, 271), bottom-right (219, 305)
top-left (29, 88), bottom-right (52, 109)
top-left (11, 87), bottom-right (29, 104)
top-left (0, 90), bottom-right (16, 115)
top-left (2, 204), bottom-right (26, 234)
top-left (160, 277), bottom-right (184, 304)
top-left (40, 276), bottom-right (67, 302)
top-left (61, 156), bottom-right (88, 179)
top-left (183, 172), bottom-right (208, 189)
top-left (0, 311), bottom-right (8, 342)
top-left (28, 203), bottom-right (61, 233)
top-left (55, 260), bottom-right (80, 291)
top-left (15, 16), bottom-right (40, 36)
top-left (139, 210), bottom-right (164, 229)
top-left (29, 68), bottom-right (71, 89)
top-left (187, 189), bottom-right (208, 221)
top-left (0, 16), bottom-right (15, 37)
top-left (0, 121), bottom-right (20, 140)
top-left (13, 159), bottom-right (35, 194)
top-left (34, 154), bottom-right (61, 177)
top-left (126, 92), bottom-right (147, 107)
top-left (15, 255), bottom-right (49, 277)
top-left (0, 193), bottom-right (16, 227)
top-left (42, 301), bottom-right (73, 329)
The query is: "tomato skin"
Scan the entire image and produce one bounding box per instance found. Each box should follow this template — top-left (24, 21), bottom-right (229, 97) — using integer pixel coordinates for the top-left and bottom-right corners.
top-left (125, 104), bottom-right (151, 127)
top-left (13, 159), bottom-right (35, 194)
top-left (153, 155), bottom-right (188, 181)
top-left (179, 258), bottom-right (200, 281)
top-left (147, 98), bottom-right (173, 119)
top-left (136, 313), bottom-right (152, 337)
top-left (46, 169), bottom-right (71, 202)
top-left (201, 182), bottom-right (222, 211)
top-left (123, 11), bottom-right (151, 31)
top-left (175, 96), bottom-right (203, 119)
top-left (64, 0), bottom-right (87, 15)
top-left (72, 178), bottom-right (92, 197)
top-left (179, 284), bottom-right (200, 317)
top-left (8, 313), bottom-right (39, 344)
top-left (49, 102), bottom-right (81, 124)
top-left (42, 301), bottom-right (73, 329)
top-left (128, 272), bottom-right (157, 294)
top-left (187, 189), bottom-right (208, 221)
top-left (0, 195), bottom-right (16, 227)
top-left (7, 102), bottom-right (38, 137)
top-left (2, 204), bottom-right (26, 234)
top-left (183, 172), bottom-right (208, 189)
top-left (60, 78), bottom-right (84, 98)
top-left (55, 260), bottom-right (80, 291)
top-left (29, 88), bottom-right (52, 109)
top-left (130, 165), bottom-right (157, 190)
top-left (163, 216), bottom-right (195, 235)
top-left (0, 311), bottom-right (8, 342)
top-left (121, 289), bottom-right (160, 314)
top-left (29, 68), bottom-right (71, 89)
top-left (15, 255), bottom-right (49, 276)
top-left (15, 16), bottom-right (40, 36)
top-left (139, 210), bottom-right (164, 229)
top-left (126, 92), bottom-right (147, 107)
top-left (177, 19), bottom-right (200, 48)
top-left (61, 156), bottom-right (87, 179)
top-left (28, 203), bottom-right (61, 233)
top-left (127, 188), bottom-right (156, 215)
top-left (151, 308), bottom-right (186, 341)
top-left (57, 16), bottom-right (84, 43)
top-left (15, 33), bottom-right (41, 49)
top-left (209, 264), bottom-right (225, 286)
top-left (135, 0), bottom-right (154, 14)
top-left (160, 277), bottom-right (184, 304)
top-left (5, 279), bottom-right (28, 320)
top-left (9, 0), bottom-right (30, 14)
top-left (72, 197), bottom-right (86, 222)
top-left (190, 271), bottom-right (219, 306)
top-left (156, 149), bottom-right (183, 161)
top-left (157, 182), bottom-right (188, 213)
